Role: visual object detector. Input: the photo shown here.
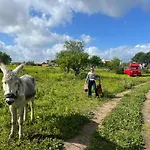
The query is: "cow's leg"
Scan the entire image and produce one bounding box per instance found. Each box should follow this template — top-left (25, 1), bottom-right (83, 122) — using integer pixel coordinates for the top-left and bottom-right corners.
top-left (30, 98), bottom-right (34, 121)
top-left (9, 106), bottom-right (17, 139)
top-left (24, 104), bottom-right (28, 121)
top-left (18, 107), bottom-right (24, 140)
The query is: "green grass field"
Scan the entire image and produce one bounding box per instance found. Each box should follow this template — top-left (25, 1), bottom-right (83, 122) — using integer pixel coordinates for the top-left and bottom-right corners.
top-left (0, 66), bottom-right (150, 149)
top-left (89, 83), bottom-right (150, 150)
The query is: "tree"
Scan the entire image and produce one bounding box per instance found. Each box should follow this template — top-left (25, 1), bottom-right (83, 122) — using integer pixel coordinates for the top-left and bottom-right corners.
top-left (105, 58), bottom-right (123, 73)
top-left (25, 61), bottom-right (35, 66)
top-left (56, 40), bottom-right (89, 75)
top-left (132, 51), bottom-right (150, 67)
top-left (131, 52), bottom-right (146, 64)
top-left (104, 61), bottom-right (112, 70)
top-left (144, 52), bottom-right (150, 66)
top-left (56, 50), bottom-right (72, 73)
top-left (70, 52), bottom-right (89, 75)
top-left (89, 55), bottom-right (103, 67)
top-left (0, 51), bottom-right (12, 64)
top-left (111, 58), bottom-right (121, 71)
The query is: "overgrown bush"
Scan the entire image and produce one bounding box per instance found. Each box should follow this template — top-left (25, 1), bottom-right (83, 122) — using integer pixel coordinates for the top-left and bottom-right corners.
top-left (142, 67), bottom-right (149, 73)
top-left (115, 66), bottom-right (124, 74)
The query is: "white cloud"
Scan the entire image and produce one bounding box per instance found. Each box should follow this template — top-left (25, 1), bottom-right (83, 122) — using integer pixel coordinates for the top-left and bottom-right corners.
top-left (85, 46), bottom-right (101, 56)
top-left (44, 43), bottom-right (64, 60)
top-left (1, 0), bottom-right (150, 33)
top-left (29, 0), bottom-right (73, 28)
top-left (66, 0), bottom-right (150, 17)
top-left (86, 44), bottom-right (150, 61)
top-left (0, 41), bottom-right (5, 49)
top-left (0, 0), bottom-right (150, 62)
top-left (80, 34), bottom-right (93, 44)
top-left (14, 29), bottom-right (72, 48)
top-left (1, 40), bottom-right (150, 63)
top-left (0, 0), bottom-right (29, 33)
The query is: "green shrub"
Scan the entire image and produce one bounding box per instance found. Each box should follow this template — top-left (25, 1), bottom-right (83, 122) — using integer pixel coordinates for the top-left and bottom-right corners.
top-left (142, 67), bottom-right (149, 73)
top-left (115, 66), bottom-right (124, 74)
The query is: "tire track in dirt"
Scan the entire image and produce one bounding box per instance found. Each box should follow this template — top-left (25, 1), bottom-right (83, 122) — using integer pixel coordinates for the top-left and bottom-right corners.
top-left (64, 90), bottom-right (131, 150)
top-left (142, 90), bottom-right (150, 150)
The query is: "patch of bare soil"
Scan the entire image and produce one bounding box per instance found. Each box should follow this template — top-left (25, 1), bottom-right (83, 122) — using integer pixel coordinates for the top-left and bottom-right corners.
top-left (64, 89), bottom-right (131, 150)
top-left (142, 91), bottom-right (150, 150)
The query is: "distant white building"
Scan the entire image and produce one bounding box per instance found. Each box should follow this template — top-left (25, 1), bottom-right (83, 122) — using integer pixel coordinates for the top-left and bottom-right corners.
top-left (34, 62), bottom-right (42, 65)
top-left (102, 59), bottom-right (112, 63)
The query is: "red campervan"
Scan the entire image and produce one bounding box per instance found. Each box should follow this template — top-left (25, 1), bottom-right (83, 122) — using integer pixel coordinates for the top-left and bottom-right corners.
top-left (124, 62), bottom-right (141, 76)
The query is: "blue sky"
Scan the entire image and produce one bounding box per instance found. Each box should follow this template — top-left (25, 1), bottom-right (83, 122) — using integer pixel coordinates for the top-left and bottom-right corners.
top-left (54, 8), bottom-right (150, 48)
top-left (0, 0), bottom-right (150, 62)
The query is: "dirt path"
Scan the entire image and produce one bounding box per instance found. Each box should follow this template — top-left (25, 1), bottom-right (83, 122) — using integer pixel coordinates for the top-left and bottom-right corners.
top-left (64, 90), bottom-right (131, 150)
top-left (142, 90), bottom-right (150, 150)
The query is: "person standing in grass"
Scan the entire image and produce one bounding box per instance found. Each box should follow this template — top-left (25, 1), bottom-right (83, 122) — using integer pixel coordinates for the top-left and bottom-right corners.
top-left (85, 67), bottom-right (99, 97)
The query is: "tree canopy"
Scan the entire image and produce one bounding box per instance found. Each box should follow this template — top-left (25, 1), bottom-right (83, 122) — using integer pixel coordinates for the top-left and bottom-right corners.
top-left (56, 40), bottom-right (89, 75)
top-left (111, 58), bottom-right (121, 70)
top-left (131, 51), bottom-right (150, 66)
top-left (131, 52), bottom-right (146, 64)
top-left (0, 51), bottom-right (12, 64)
top-left (104, 57), bottom-right (124, 74)
top-left (89, 55), bottom-right (103, 67)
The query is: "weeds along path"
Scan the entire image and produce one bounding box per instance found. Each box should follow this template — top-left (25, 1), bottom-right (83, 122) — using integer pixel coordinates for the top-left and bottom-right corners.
top-left (142, 90), bottom-right (150, 150)
top-left (64, 89), bottom-right (131, 150)
top-left (64, 82), bottom-right (149, 150)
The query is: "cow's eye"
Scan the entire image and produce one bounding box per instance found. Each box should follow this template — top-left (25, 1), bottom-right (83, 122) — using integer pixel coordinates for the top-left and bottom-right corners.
top-left (4, 82), bottom-right (6, 84)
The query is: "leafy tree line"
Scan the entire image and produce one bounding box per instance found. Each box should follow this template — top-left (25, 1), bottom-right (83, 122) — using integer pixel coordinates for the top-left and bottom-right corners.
top-left (1, 41), bottom-right (150, 76)
top-left (56, 40), bottom-right (132, 75)
top-left (131, 51), bottom-right (150, 66)
top-left (56, 40), bottom-right (131, 75)
top-left (0, 51), bottom-right (12, 64)
top-left (56, 41), bottom-right (103, 76)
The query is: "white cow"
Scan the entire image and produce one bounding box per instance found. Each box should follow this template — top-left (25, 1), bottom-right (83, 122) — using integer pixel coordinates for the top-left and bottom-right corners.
top-left (0, 63), bottom-right (36, 140)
